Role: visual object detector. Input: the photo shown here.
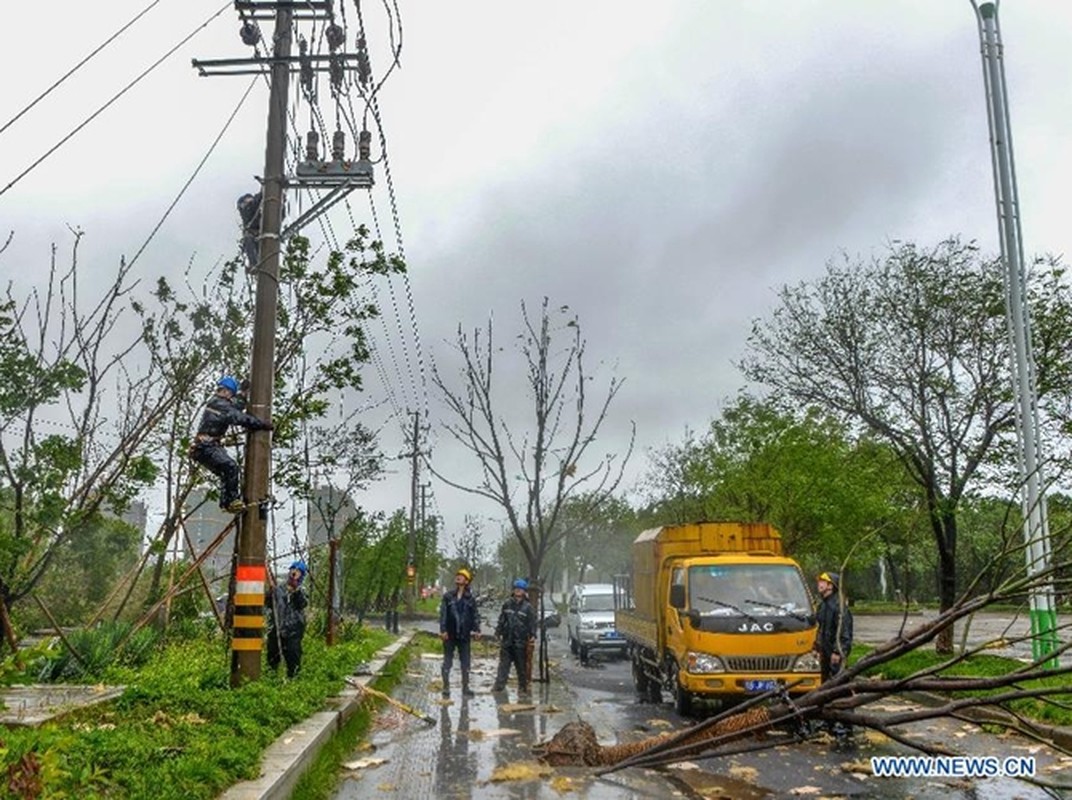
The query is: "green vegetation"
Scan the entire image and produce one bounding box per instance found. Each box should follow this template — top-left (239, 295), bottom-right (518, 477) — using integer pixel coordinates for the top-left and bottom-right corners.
top-left (0, 627), bottom-right (393, 799)
top-left (856, 645), bottom-right (1072, 728)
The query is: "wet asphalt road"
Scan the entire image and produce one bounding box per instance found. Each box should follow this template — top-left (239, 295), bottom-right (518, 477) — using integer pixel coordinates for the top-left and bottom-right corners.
top-left (330, 616), bottom-right (1071, 799)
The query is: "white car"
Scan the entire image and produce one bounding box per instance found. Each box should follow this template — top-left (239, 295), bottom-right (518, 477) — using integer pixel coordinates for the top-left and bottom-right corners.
top-left (566, 583), bottom-right (626, 660)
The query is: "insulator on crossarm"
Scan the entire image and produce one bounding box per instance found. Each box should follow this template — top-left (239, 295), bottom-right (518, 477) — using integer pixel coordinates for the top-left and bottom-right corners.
top-left (306, 130), bottom-right (320, 162)
top-left (358, 129), bottom-right (371, 160)
top-left (329, 56), bottom-right (344, 92)
top-left (326, 24), bottom-right (346, 51)
top-left (332, 130), bottom-right (346, 162)
top-left (356, 36), bottom-right (371, 86)
top-left (240, 21), bottom-right (260, 47)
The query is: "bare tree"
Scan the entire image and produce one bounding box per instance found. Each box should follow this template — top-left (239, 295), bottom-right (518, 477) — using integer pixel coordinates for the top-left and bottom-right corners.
top-left (432, 298), bottom-right (634, 591)
top-left (0, 232), bottom-right (166, 647)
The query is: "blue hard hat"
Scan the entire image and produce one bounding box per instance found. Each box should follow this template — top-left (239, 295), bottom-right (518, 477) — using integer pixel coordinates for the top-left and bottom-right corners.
top-left (218, 376), bottom-right (239, 394)
top-left (289, 560), bottom-right (307, 576)
top-left (512, 578), bottom-right (528, 591)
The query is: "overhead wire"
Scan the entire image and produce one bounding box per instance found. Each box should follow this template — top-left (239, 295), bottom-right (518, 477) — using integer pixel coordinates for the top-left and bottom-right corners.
top-left (0, 0), bottom-right (233, 200)
top-left (0, 0), bottom-right (167, 138)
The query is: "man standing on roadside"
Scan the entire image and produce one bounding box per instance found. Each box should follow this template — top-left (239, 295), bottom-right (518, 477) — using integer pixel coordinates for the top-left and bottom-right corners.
top-left (492, 579), bottom-right (536, 697)
top-left (813, 570), bottom-right (854, 741)
top-left (439, 567), bottom-right (481, 699)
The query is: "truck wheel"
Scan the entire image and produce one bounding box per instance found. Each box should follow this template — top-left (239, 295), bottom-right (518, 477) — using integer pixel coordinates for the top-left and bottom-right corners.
top-left (671, 663), bottom-right (693, 718)
top-left (631, 657), bottom-right (650, 698)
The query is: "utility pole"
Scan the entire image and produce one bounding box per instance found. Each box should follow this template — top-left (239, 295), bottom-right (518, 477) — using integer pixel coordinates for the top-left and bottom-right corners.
top-left (972, 1), bottom-right (1057, 663)
top-left (326, 534), bottom-right (339, 645)
top-left (405, 411), bottom-right (420, 615)
top-left (193, 0), bottom-right (375, 686)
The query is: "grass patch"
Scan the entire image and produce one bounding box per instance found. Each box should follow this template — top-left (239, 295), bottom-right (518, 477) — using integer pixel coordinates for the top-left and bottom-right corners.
top-left (0, 626), bottom-right (393, 799)
top-left (855, 645), bottom-right (1072, 727)
top-left (288, 642), bottom-right (413, 800)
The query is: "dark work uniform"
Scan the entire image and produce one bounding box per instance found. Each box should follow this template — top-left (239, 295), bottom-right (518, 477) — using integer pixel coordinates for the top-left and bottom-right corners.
top-left (266, 582), bottom-right (308, 678)
top-left (493, 595), bottom-right (536, 693)
top-left (814, 590), bottom-right (853, 682)
top-left (237, 192), bottom-right (262, 272)
top-left (439, 587), bottom-right (481, 695)
top-left (189, 393), bottom-right (271, 509)
top-left (814, 589), bottom-right (854, 738)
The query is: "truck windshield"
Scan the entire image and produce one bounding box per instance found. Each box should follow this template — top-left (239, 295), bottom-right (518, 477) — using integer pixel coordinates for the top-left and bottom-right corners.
top-left (583, 594), bottom-right (615, 612)
top-left (689, 565), bottom-right (809, 617)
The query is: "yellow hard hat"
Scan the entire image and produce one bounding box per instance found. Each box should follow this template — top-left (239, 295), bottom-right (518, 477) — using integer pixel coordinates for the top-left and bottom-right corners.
top-left (456, 568), bottom-right (473, 582)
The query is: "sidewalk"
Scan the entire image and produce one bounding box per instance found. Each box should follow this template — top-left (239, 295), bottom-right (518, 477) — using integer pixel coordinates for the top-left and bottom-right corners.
top-left (328, 634), bottom-right (672, 799)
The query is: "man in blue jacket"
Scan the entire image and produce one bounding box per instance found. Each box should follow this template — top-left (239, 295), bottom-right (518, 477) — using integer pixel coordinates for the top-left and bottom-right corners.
top-left (492, 579), bottom-right (536, 697)
top-left (439, 567), bottom-right (481, 698)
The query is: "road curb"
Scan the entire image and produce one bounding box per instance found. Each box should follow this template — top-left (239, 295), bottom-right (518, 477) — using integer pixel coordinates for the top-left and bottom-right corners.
top-left (217, 629), bottom-right (418, 800)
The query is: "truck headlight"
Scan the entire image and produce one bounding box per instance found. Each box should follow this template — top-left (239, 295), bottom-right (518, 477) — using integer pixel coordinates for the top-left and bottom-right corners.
top-left (792, 651), bottom-right (821, 672)
top-left (686, 652), bottom-right (726, 674)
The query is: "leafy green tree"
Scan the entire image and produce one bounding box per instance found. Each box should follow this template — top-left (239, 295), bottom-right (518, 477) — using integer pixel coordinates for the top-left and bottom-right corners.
top-left (643, 395), bottom-right (913, 577)
top-left (740, 238), bottom-right (1072, 650)
top-left (132, 229), bottom-right (398, 609)
top-left (31, 513), bottom-right (140, 625)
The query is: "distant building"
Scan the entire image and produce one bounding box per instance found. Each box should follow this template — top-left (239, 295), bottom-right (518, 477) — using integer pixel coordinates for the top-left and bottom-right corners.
top-left (306, 485), bottom-right (358, 552)
top-left (184, 488), bottom-right (235, 579)
top-left (121, 500), bottom-right (147, 539)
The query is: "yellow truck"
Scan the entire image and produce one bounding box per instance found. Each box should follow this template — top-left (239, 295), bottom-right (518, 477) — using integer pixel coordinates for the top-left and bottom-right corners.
top-left (613, 521), bottom-right (820, 717)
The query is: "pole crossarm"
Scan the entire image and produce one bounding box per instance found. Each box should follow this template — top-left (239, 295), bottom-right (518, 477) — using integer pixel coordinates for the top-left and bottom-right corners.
top-left (282, 172), bottom-right (372, 240)
top-left (234, 0), bottom-right (332, 21)
top-left (192, 53), bottom-right (365, 77)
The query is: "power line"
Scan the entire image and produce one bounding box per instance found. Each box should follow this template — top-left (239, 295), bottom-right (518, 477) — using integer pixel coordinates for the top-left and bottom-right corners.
top-left (127, 76), bottom-right (259, 272)
top-left (0, 0), bottom-right (167, 139)
top-left (0, 0), bottom-right (231, 200)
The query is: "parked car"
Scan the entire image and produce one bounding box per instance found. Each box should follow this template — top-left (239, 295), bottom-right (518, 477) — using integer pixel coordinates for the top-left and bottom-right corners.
top-left (566, 583), bottom-right (625, 660)
top-left (539, 605), bottom-right (561, 630)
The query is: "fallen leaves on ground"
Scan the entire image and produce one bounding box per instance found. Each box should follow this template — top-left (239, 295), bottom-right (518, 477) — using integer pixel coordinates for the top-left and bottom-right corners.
top-left (489, 760), bottom-right (553, 782)
top-left (647, 718), bottom-right (674, 729)
top-left (840, 760), bottom-right (872, 775)
top-left (788, 787), bottom-right (821, 795)
top-left (549, 775), bottom-right (577, 794)
top-left (726, 764), bottom-right (757, 782)
top-left (862, 729), bottom-right (889, 745)
top-left (499, 703), bottom-right (537, 713)
top-left (343, 757), bottom-right (388, 771)
top-left (468, 728), bottom-right (521, 740)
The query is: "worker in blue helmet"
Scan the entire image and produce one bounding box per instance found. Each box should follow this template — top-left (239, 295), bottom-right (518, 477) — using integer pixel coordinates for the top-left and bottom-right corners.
top-left (188, 376), bottom-right (273, 513)
top-left (492, 578), bottom-right (536, 697)
top-left (266, 560), bottom-right (308, 678)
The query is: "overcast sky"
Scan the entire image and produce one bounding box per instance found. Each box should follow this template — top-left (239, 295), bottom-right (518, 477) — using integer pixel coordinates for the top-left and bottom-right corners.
top-left (2, 1), bottom-right (1071, 557)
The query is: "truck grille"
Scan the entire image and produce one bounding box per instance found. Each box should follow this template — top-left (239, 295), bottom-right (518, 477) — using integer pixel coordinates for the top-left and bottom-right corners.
top-left (725, 655), bottom-right (793, 672)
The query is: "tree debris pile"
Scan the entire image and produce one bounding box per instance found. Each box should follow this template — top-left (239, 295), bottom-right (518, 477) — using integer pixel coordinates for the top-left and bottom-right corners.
top-left (535, 706), bottom-right (773, 767)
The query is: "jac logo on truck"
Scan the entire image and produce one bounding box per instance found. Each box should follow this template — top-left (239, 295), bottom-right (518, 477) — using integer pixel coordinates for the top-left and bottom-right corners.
top-left (738, 621), bottom-right (775, 633)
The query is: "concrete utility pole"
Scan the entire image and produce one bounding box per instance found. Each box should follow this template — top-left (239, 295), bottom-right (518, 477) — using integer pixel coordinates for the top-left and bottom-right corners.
top-left (972, 0), bottom-right (1058, 662)
top-left (229, 4), bottom-right (293, 686)
top-left (405, 410), bottom-right (421, 615)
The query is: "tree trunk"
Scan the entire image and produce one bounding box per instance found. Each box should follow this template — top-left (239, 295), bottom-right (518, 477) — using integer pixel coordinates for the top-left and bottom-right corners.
top-left (934, 514), bottom-right (957, 654)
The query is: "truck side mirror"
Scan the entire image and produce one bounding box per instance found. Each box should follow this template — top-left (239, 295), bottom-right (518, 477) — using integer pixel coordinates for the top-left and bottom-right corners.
top-left (687, 608), bottom-right (701, 629)
top-left (669, 584), bottom-right (686, 609)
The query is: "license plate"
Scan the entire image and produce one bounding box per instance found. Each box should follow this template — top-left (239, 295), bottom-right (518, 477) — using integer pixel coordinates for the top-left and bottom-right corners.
top-left (600, 631), bottom-right (622, 640)
top-left (744, 680), bottom-right (777, 693)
